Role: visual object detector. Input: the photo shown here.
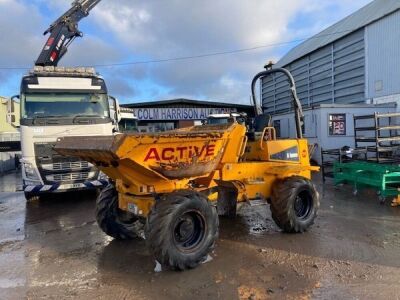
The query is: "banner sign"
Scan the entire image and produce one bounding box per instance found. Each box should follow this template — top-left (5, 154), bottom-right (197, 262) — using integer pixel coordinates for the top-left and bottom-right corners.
top-left (133, 107), bottom-right (237, 121)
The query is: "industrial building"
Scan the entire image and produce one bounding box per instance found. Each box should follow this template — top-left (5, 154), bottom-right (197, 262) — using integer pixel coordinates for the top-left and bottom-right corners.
top-left (0, 96), bottom-right (20, 173)
top-left (262, 0), bottom-right (400, 114)
top-left (262, 0), bottom-right (400, 161)
top-left (0, 96), bottom-right (19, 132)
top-left (122, 99), bottom-right (254, 132)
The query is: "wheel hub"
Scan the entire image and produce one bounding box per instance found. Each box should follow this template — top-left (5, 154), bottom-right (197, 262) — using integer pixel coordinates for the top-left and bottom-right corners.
top-left (173, 211), bottom-right (205, 251)
top-left (294, 191), bottom-right (312, 220)
top-left (177, 217), bottom-right (195, 240)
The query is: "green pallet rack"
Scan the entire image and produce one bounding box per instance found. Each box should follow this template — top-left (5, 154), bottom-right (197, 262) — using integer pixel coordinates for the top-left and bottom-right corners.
top-left (334, 161), bottom-right (400, 202)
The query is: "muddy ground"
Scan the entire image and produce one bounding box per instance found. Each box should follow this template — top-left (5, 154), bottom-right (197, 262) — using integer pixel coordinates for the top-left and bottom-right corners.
top-left (1, 171), bottom-right (400, 300)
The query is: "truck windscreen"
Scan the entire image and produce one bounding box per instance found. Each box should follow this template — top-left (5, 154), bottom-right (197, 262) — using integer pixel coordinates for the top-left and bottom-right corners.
top-left (119, 119), bottom-right (138, 132)
top-left (21, 93), bottom-right (109, 119)
top-left (207, 118), bottom-right (231, 125)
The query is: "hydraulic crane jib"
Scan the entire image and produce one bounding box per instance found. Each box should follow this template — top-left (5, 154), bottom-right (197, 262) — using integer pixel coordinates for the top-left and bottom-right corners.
top-left (35, 0), bottom-right (102, 67)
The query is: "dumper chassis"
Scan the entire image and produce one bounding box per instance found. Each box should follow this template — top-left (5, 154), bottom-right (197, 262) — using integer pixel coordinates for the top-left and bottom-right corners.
top-left (56, 68), bottom-right (320, 270)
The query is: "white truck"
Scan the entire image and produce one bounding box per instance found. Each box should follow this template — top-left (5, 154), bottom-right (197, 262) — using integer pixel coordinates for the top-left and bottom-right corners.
top-left (6, 0), bottom-right (118, 200)
top-left (117, 105), bottom-right (139, 133)
top-left (8, 66), bottom-right (117, 200)
top-left (206, 113), bottom-right (247, 125)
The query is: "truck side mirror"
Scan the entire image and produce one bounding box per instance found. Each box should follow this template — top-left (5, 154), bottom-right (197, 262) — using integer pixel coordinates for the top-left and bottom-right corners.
top-left (108, 95), bottom-right (121, 131)
top-left (6, 95), bottom-right (20, 128)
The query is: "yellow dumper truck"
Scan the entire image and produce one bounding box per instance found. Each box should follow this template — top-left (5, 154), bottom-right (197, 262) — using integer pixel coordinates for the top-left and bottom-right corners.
top-left (55, 68), bottom-right (320, 270)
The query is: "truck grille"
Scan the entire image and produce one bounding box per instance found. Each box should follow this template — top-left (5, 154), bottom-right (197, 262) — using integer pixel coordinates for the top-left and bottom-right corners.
top-left (42, 161), bottom-right (92, 171)
top-left (34, 142), bottom-right (99, 184)
top-left (46, 171), bottom-right (96, 182)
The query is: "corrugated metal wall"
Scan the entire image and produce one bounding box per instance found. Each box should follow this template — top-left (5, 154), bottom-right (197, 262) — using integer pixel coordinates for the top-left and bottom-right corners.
top-left (366, 9), bottom-right (400, 99)
top-left (262, 29), bottom-right (366, 114)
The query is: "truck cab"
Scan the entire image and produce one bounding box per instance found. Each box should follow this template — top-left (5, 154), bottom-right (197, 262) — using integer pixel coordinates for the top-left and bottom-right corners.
top-left (19, 66), bottom-right (114, 200)
top-left (118, 107), bottom-right (138, 133)
top-left (206, 113), bottom-right (247, 125)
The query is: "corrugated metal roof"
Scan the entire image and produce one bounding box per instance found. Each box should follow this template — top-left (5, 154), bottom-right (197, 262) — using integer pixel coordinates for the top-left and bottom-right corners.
top-left (277, 0), bottom-right (400, 67)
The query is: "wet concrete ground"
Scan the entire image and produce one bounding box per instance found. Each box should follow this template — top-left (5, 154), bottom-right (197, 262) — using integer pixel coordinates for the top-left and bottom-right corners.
top-left (1, 171), bottom-right (400, 299)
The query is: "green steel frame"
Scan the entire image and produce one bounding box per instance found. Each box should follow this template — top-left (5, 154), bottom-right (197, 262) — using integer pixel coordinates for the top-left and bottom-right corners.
top-left (334, 161), bottom-right (400, 199)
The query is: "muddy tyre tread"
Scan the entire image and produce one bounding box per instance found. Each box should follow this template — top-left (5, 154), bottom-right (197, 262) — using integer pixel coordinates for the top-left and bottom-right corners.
top-left (145, 190), bottom-right (219, 270)
top-left (96, 184), bottom-right (140, 240)
top-left (270, 176), bottom-right (319, 233)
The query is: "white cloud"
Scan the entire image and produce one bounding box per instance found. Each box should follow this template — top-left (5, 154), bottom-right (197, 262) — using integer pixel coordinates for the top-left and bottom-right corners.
top-left (0, 0), bottom-right (372, 102)
top-left (0, 1), bottom-right (43, 66)
top-left (86, 0), bottom-right (371, 103)
top-left (85, 0), bottom-right (310, 102)
top-left (92, 1), bottom-right (306, 55)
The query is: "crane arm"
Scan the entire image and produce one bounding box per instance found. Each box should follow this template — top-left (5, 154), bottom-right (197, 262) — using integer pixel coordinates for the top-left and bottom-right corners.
top-left (35, 0), bottom-right (102, 67)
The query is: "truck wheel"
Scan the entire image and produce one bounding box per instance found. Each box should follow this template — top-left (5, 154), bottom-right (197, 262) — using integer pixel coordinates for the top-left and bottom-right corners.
top-left (270, 176), bottom-right (319, 233)
top-left (24, 192), bottom-right (40, 202)
top-left (96, 184), bottom-right (142, 240)
top-left (145, 190), bottom-right (219, 270)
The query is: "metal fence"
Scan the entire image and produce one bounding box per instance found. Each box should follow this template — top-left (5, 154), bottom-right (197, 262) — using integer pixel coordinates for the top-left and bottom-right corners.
top-left (0, 132), bottom-right (21, 174)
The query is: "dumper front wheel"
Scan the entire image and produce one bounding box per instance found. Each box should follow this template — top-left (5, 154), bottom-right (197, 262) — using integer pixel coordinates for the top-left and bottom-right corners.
top-left (96, 184), bottom-right (142, 240)
top-left (145, 190), bottom-right (218, 270)
top-left (270, 177), bottom-right (319, 233)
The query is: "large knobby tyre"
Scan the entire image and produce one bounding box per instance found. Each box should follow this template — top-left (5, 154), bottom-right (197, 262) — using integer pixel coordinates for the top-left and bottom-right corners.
top-left (145, 190), bottom-right (219, 271)
top-left (96, 184), bottom-right (142, 240)
top-left (270, 176), bottom-right (319, 233)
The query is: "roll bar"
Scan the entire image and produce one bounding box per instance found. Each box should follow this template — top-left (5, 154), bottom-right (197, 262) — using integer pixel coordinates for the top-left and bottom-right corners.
top-left (251, 67), bottom-right (304, 139)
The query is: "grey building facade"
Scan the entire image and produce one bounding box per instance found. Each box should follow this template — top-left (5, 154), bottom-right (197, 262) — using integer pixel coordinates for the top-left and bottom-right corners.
top-left (122, 99), bottom-right (254, 132)
top-left (262, 0), bottom-right (400, 114)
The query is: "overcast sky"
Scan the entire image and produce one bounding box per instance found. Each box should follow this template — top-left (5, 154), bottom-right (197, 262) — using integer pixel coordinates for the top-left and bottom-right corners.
top-left (0, 0), bottom-right (372, 104)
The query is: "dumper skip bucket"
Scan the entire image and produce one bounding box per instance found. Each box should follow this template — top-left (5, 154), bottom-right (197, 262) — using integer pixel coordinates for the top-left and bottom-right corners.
top-left (55, 124), bottom-right (237, 180)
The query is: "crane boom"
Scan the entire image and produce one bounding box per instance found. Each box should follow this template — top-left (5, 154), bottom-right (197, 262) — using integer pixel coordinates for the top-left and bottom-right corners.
top-left (35, 0), bottom-right (102, 66)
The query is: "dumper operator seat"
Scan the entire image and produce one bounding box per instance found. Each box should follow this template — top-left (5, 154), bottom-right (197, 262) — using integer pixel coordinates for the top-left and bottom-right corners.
top-left (247, 114), bottom-right (272, 141)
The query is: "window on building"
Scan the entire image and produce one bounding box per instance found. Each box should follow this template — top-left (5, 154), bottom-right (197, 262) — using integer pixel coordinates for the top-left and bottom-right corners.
top-left (329, 114), bottom-right (346, 136)
top-left (273, 120), bottom-right (281, 138)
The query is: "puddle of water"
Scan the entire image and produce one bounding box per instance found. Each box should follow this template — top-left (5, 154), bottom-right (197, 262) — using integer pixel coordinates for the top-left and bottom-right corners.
top-left (249, 223), bottom-right (268, 235)
top-left (153, 254), bottom-right (213, 273)
top-left (0, 236), bottom-right (25, 244)
top-left (0, 278), bottom-right (25, 289)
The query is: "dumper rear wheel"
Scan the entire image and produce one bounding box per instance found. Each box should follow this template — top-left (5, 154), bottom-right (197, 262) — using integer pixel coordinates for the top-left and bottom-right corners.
top-left (270, 176), bottom-right (319, 233)
top-left (96, 184), bottom-right (142, 240)
top-left (145, 190), bottom-right (218, 270)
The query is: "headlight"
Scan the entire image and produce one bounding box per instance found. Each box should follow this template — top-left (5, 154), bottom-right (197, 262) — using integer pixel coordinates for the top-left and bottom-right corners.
top-left (98, 171), bottom-right (109, 180)
top-left (23, 162), bottom-right (40, 180)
